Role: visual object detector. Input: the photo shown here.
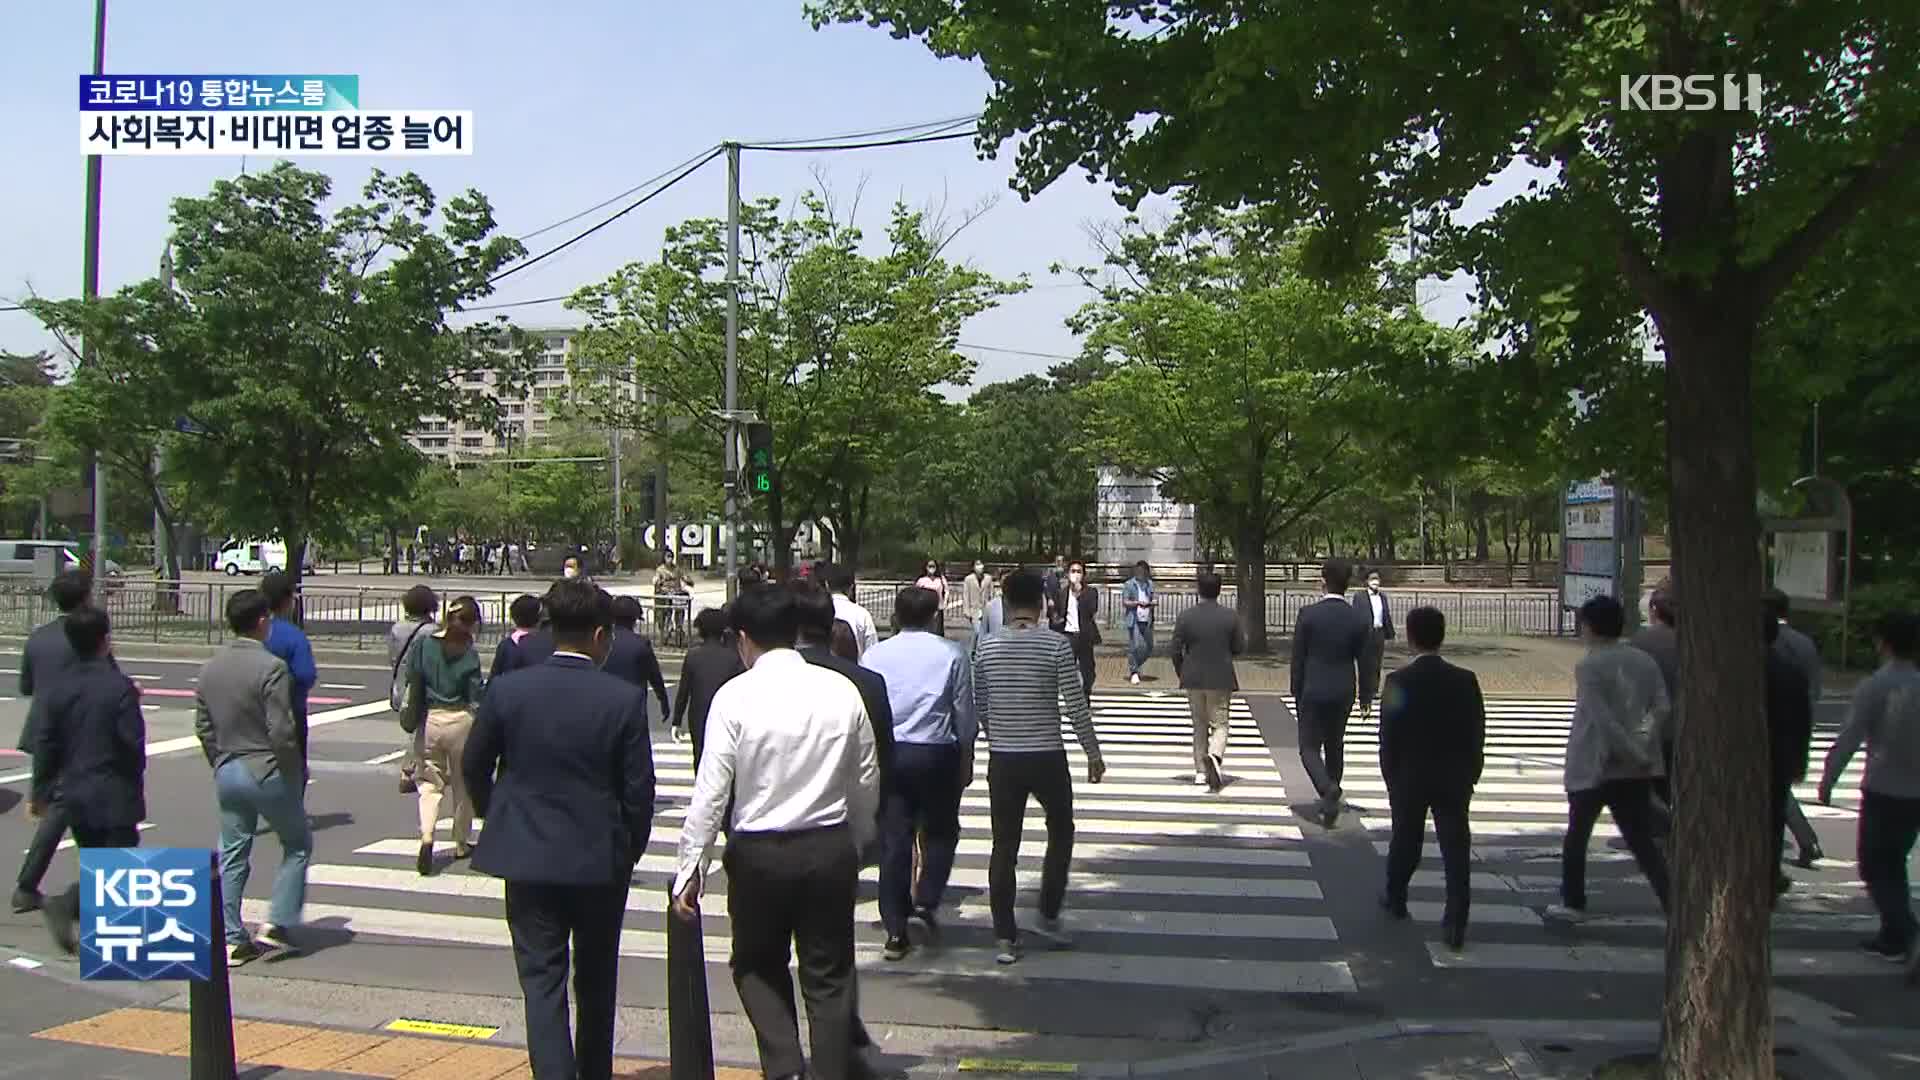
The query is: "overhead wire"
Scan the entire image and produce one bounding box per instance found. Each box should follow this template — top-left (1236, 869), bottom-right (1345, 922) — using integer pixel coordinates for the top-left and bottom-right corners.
top-left (738, 112), bottom-right (980, 148)
top-left (487, 145), bottom-right (724, 286)
top-left (513, 143), bottom-right (725, 243)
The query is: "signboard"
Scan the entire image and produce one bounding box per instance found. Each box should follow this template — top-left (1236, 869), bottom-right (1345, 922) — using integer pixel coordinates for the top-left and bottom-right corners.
top-left (1095, 467), bottom-right (1195, 564)
top-left (79, 849), bottom-right (215, 981)
top-left (1772, 530), bottom-right (1832, 603)
top-left (1562, 478), bottom-right (1617, 609)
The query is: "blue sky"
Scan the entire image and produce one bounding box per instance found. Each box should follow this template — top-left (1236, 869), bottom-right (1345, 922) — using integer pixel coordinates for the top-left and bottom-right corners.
top-left (0, 2), bottom-right (1492, 389)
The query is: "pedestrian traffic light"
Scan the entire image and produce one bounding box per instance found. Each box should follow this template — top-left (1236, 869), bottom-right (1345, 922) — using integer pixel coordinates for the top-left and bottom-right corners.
top-left (745, 423), bottom-right (773, 495)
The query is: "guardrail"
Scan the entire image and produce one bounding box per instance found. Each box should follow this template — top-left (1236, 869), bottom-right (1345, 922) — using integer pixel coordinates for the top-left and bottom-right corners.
top-left (0, 580), bottom-right (696, 652)
top-left (849, 580), bottom-right (1576, 637)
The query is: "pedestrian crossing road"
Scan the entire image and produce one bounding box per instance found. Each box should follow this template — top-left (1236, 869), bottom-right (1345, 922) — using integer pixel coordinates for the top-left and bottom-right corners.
top-left (267, 691), bottom-right (1360, 995)
top-left (1311, 694), bottom-right (1903, 980)
top-left (210, 691), bottom-right (1905, 996)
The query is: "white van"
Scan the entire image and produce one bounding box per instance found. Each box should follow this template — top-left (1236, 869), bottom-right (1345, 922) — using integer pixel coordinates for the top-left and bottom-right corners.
top-left (216, 538), bottom-right (313, 577)
top-left (0, 540), bottom-right (123, 581)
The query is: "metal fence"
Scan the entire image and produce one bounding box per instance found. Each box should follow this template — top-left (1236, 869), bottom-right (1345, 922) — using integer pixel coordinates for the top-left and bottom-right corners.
top-left (0, 579), bottom-right (697, 652)
top-left (853, 580), bottom-right (1576, 637)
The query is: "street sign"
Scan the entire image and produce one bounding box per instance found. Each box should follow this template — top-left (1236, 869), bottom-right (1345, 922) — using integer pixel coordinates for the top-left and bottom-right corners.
top-left (80, 848), bottom-right (215, 981)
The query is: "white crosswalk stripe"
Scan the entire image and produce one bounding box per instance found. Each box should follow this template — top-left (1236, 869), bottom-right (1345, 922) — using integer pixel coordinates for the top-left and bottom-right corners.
top-left (1285, 694), bottom-right (1901, 977)
top-left (283, 692), bottom-right (1358, 993)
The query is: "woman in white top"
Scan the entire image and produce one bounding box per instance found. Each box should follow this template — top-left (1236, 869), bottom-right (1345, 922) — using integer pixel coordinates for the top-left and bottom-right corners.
top-left (915, 559), bottom-right (947, 637)
top-left (962, 560), bottom-right (994, 629)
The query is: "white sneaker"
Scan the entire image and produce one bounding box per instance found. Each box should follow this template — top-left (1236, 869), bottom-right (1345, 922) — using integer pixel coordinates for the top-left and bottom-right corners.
top-left (1543, 904), bottom-right (1589, 924)
top-left (1193, 774), bottom-right (1211, 787)
top-left (1130, 673), bottom-right (1141, 685)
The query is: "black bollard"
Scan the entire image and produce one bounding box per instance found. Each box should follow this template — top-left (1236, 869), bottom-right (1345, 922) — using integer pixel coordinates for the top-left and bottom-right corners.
top-left (666, 907), bottom-right (715, 1080)
top-left (189, 853), bottom-right (238, 1080)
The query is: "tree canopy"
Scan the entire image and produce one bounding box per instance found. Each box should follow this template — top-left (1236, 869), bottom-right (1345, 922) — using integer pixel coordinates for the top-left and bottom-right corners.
top-left (27, 163), bottom-right (542, 588)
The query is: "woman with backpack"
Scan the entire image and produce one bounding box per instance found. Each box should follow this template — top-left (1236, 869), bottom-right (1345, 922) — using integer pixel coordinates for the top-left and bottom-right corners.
top-left (387, 585), bottom-right (438, 793)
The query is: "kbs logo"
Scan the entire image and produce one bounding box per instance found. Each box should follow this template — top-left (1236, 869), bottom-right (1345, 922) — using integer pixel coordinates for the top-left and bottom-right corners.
top-left (1619, 74), bottom-right (1763, 112)
top-left (79, 848), bottom-right (215, 981)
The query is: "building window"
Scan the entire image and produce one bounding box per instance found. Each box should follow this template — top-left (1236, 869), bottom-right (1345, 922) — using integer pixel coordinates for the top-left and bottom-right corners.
top-left (462, 436), bottom-right (483, 448)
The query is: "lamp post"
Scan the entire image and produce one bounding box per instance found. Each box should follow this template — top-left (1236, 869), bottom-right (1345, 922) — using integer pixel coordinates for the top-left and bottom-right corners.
top-left (84, 0), bottom-right (108, 574)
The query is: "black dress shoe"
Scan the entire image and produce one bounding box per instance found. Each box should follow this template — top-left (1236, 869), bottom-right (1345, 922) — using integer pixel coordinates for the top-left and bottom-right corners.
top-left (1443, 922), bottom-right (1467, 950)
top-left (11, 888), bottom-right (44, 914)
top-left (1378, 894), bottom-right (1409, 920)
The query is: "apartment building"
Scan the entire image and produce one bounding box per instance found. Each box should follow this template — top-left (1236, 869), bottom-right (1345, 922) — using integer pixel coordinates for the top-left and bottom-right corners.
top-left (409, 327), bottom-right (630, 464)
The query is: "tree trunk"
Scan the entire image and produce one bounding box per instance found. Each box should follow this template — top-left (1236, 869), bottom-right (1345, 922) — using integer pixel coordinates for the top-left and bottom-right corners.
top-left (1657, 309), bottom-right (1773, 1079)
top-left (1234, 519), bottom-right (1269, 654)
top-left (1471, 489), bottom-right (1492, 561)
top-left (283, 528), bottom-right (310, 625)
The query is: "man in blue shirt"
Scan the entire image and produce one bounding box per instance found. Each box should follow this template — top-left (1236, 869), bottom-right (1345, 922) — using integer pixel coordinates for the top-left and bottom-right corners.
top-left (860, 584), bottom-right (976, 961)
top-left (261, 572), bottom-right (317, 775)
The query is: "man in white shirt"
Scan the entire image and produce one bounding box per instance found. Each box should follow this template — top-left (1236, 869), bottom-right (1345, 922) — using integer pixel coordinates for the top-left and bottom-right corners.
top-left (827, 564), bottom-right (880, 658)
top-left (671, 586), bottom-right (879, 1080)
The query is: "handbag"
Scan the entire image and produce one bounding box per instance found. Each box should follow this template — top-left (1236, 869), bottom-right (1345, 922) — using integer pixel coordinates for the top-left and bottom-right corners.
top-left (390, 623), bottom-right (430, 733)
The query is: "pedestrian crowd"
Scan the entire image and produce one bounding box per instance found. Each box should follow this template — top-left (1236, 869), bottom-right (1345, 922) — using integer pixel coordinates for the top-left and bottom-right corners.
top-left (13, 555), bottom-right (1920, 1078)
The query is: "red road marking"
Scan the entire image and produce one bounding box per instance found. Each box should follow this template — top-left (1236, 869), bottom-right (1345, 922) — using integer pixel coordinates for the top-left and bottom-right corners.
top-left (138, 687), bottom-right (351, 706)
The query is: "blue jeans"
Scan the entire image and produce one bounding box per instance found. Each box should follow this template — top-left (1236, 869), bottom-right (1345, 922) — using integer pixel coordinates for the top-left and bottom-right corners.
top-left (215, 760), bottom-right (312, 943)
top-left (1127, 620), bottom-right (1154, 675)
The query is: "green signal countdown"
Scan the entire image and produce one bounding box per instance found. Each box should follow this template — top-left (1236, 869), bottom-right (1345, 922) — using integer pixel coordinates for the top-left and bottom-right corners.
top-left (745, 422), bottom-right (774, 494)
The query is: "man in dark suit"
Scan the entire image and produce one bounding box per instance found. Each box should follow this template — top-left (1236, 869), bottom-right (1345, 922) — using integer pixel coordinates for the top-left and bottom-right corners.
top-left (464, 580), bottom-right (655, 1080)
top-left (13, 569), bottom-right (98, 914)
top-left (29, 605), bottom-right (145, 954)
top-left (1353, 569), bottom-right (1395, 719)
top-left (489, 594), bottom-right (545, 681)
top-left (1170, 571), bottom-right (1244, 792)
top-left (1049, 561), bottom-right (1102, 703)
top-left (1378, 606), bottom-right (1485, 950)
top-left (608, 596), bottom-right (672, 722)
top-left (671, 607), bottom-right (745, 766)
top-left (794, 581), bottom-right (896, 789)
top-left (1289, 560), bottom-right (1371, 827)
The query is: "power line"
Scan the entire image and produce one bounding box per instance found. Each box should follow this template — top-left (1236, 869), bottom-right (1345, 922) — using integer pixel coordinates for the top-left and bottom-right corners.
top-left (738, 127), bottom-right (978, 154)
top-left (464, 294), bottom-right (571, 312)
top-left (513, 144), bottom-right (724, 243)
top-left (957, 341), bottom-right (1081, 361)
top-left (488, 146), bottom-right (724, 287)
top-left (740, 112), bottom-right (980, 148)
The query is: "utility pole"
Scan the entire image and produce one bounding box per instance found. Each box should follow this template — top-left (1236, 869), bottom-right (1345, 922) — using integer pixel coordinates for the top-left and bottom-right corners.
top-left (154, 243), bottom-right (175, 611)
top-left (609, 425), bottom-right (623, 560)
top-left (722, 141), bottom-right (741, 602)
top-left (654, 457), bottom-right (669, 563)
top-left (84, 0), bottom-right (107, 575)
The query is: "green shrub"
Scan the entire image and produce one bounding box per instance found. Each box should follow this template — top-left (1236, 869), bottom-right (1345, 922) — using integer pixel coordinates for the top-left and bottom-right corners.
top-left (1799, 578), bottom-right (1920, 671)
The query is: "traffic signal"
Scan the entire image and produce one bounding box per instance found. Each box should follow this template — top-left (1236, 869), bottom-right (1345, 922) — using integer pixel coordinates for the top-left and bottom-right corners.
top-left (745, 422), bottom-right (773, 495)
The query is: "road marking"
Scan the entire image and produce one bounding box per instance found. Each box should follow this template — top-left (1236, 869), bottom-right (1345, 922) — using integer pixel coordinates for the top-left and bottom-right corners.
top-left (959, 1060), bottom-right (1078, 1074)
top-left (242, 898), bottom-right (1358, 993)
top-left (384, 1018), bottom-right (497, 1039)
top-left (321, 683), bottom-right (365, 690)
top-left (362, 750), bottom-right (407, 765)
top-left (1425, 940), bottom-right (1898, 977)
top-left (52, 822), bottom-right (155, 851)
top-left (0, 698), bottom-right (398, 786)
top-left (648, 781), bottom-right (1296, 818)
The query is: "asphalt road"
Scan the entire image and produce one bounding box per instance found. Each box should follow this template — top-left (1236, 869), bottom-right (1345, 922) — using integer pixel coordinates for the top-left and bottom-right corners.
top-left (0, 676), bottom-right (1910, 1051)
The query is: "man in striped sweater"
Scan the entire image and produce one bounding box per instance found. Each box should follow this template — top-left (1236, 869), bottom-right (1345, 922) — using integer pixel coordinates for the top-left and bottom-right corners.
top-left (971, 568), bottom-right (1106, 966)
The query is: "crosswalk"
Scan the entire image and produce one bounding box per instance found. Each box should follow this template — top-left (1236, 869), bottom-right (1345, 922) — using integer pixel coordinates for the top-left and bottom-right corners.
top-left (1315, 694), bottom-right (1900, 977)
top-left (265, 692), bottom-right (1359, 994)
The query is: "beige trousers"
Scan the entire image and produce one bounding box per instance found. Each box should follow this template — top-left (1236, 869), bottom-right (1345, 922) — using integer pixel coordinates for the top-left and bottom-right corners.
top-left (416, 707), bottom-right (475, 849)
top-left (1188, 689), bottom-right (1232, 776)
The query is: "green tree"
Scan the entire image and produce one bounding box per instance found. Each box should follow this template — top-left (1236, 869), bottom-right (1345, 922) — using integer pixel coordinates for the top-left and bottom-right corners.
top-left (809, 5), bottom-right (1920, 1067)
top-left (569, 195), bottom-right (1021, 572)
top-left (1070, 208), bottom-right (1451, 650)
top-left (27, 163), bottom-right (540, 593)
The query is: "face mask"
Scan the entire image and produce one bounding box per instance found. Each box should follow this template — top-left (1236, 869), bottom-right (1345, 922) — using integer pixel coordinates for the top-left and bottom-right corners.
top-left (1369, 581), bottom-right (1380, 592)
top-left (974, 564), bottom-right (984, 574)
top-left (563, 567), bottom-right (579, 579)
top-left (926, 567), bottom-right (937, 576)
top-left (1069, 571), bottom-right (1084, 584)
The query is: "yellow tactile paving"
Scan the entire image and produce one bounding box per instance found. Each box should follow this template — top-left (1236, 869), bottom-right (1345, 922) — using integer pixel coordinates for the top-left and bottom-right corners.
top-left (33, 1006), bottom-right (771, 1079)
top-left (231, 1020), bottom-right (323, 1059)
top-left (250, 1028), bottom-right (391, 1070)
top-left (34, 1007), bottom-right (192, 1055)
top-left (327, 1033), bottom-right (466, 1078)
top-left (401, 1042), bottom-right (531, 1079)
